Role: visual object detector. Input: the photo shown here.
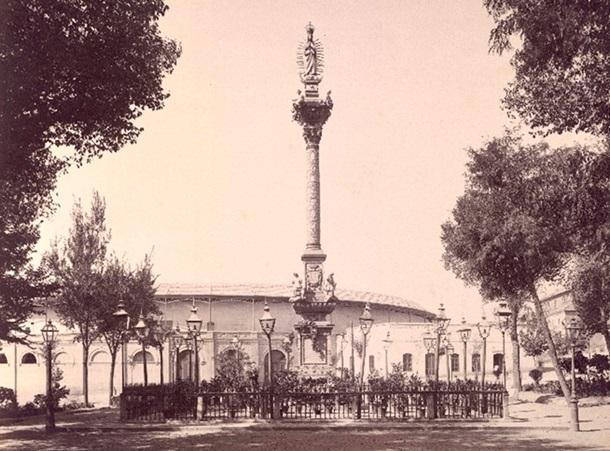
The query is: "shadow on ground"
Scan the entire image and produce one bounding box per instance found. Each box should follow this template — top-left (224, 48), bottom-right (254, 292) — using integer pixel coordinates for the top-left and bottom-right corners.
top-left (0, 409), bottom-right (606, 451)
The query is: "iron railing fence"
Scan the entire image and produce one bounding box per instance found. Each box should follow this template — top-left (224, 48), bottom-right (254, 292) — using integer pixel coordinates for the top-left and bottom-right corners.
top-left (120, 385), bottom-right (504, 422)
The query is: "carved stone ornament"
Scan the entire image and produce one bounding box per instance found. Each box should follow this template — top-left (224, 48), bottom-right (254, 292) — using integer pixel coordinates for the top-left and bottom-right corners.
top-left (306, 264), bottom-right (323, 290)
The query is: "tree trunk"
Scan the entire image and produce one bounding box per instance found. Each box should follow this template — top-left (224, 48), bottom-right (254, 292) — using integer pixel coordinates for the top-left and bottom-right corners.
top-left (82, 345), bottom-right (89, 406)
top-left (529, 285), bottom-right (571, 403)
top-left (509, 311), bottom-right (522, 391)
top-left (109, 351), bottom-right (117, 406)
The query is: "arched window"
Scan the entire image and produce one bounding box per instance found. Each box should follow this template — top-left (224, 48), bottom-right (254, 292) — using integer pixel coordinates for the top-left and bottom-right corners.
top-left (0, 353), bottom-right (8, 364)
top-left (54, 352), bottom-right (73, 365)
top-left (21, 353), bottom-right (37, 364)
top-left (493, 353), bottom-right (503, 375)
top-left (133, 351), bottom-right (155, 364)
top-left (368, 355), bottom-right (375, 373)
top-left (472, 353), bottom-right (481, 373)
top-left (402, 353), bottom-right (412, 372)
top-left (425, 353), bottom-right (435, 377)
top-left (263, 350), bottom-right (286, 382)
top-left (90, 351), bottom-right (111, 364)
top-left (451, 353), bottom-right (460, 372)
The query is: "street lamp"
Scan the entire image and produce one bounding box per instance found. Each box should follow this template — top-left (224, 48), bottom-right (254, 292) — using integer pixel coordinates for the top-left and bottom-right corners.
top-left (495, 301), bottom-right (512, 418)
top-left (152, 320), bottom-right (169, 385)
top-left (563, 309), bottom-right (582, 432)
top-left (382, 330), bottom-right (392, 379)
top-left (423, 329), bottom-right (437, 380)
top-left (476, 314), bottom-right (493, 415)
top-left (112, 300), bottom-right (129, 391)
top-left (359, 303), bottom-right (374, 387)
top-left (445, 338), bottom-right (454, 384)
top-left (338, 333), bottom-right (346, 379)
top-left (433, 304), bottom-right (450, 385)
top-left (476, 315), bottom-right (492, 388)
top-left (259, 302), bottom-right (276, 419)
top-left (186, 300), bottom-right (203, 385)
top-left (134, 312), bottom-right (149, 386)
top-left (457, 318), bottom-right (471, 381)
top-left (170, 326), bottom-right (184, 382)
top-left (233, 335), bottom-right (242, 373)
top-left (41, 320), bottom-right (59, 432)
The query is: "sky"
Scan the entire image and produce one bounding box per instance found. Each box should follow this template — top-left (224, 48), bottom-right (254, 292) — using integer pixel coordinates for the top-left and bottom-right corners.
top-left (34, 1), bottom-right (587, 322)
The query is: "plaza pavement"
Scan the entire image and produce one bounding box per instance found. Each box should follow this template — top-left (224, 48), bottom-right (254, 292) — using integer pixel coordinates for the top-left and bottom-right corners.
top-left (0, 397), bottom-right (609, 450)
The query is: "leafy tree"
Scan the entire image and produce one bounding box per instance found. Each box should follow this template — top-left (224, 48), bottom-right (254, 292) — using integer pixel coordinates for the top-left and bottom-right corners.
top-left (213, 347), bottom-right (254, 391)
top-left (95, 255), bottom-right (158, 404)
top-left (441, 130), bottom-right (590, 406)
top-left (485, 1), bottom-right (610, 136)
top-left (570, 258), bottom-right (610, 354)
top-left (44, 192), bottom-right (109, 406)
top-left (0, 0), bottom-right (180, 339)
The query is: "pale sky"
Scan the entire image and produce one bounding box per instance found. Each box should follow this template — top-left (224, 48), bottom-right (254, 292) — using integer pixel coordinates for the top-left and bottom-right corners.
top-left (35, 1), bottom-right (586, 322)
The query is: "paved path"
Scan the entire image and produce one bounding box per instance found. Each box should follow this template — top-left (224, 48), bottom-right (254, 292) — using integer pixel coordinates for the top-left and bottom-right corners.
top-left (0, 400), bottom-right (608, 450)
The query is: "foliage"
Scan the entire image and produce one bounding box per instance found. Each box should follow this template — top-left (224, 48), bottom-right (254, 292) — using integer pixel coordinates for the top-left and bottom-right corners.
top-left (528, 368), bottom-right (543, 385)
top-left (0, 387), bottom-right (17, 411)
top-left (0, 1), bottom-right (180, 342)
top-left (441, 130), bottom-right (596, 401)
top-left (485, 1), bottom-right (610, 136)
top-left (35, 351), bottom-right (70, 410)
top-left (210, 346), bottom-right (255, 391)
top-left (44, 192), bottom-right (109, 346)
top-left (570, 258), bottom-right (610, 354)
top-left (519, 307), bottom-right (570, 359)
top-left (589, 354), bottom-right (610, 374)
top-left (559, 351), bottom-right (589, 375)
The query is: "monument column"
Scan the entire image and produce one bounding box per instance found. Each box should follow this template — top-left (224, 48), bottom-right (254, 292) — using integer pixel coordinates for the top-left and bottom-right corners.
top-left (290, 23), bottom-right (338, 377)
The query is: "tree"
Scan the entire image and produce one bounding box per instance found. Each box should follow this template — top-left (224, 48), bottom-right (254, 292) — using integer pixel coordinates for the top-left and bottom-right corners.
top-left (0, 0), bottom-right (180, 340)
top-left (485, 1), bottom-right (610, 136)
top-left (570, 258), bottom-right (610, 354)
top-left (95, 255), bottom-right (158, 404)
top-left (441, 130), bottom-right (590, 407)
top-left (44, 191), bottom-right (110, 406)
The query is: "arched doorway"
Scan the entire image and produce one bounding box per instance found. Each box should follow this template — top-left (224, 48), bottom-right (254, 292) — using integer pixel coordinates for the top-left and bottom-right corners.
top-left (263, 350), bottom-right (286, 383)
top-left (178, 349), bottom-right (195, 381)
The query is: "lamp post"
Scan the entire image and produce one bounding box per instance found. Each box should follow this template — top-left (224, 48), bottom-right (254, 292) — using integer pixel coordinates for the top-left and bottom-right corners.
top-left (152, 320), bottom-right (168, 385)
top-left (476, 315), bottom-right (492, 388)
top-left (457, 318), bottom-right (471, 381)
top-left (185, 333), bottom-right (193, 381)
top-left (563, 309), bottom-right (582, 432)
top-left (382, 330), bottom-right (392, 379)
top-left (476, 314), bottom-right (492, 414)
top-left (233, 335), bottom-right (242, 374)
top-left (423, 330), bottom-right (437, 380)
top-left (433, 304), bottom-right (451, 385)
top-left (445, 338), bottom-right (454, 384)
top-left (259, 302), bottom-right (276, 419)
top-left (495, 301), bottom-right (511, 419)
top-left (134, 312), bottom-right (149, 386)
top-left (41, 320), bottom-right (59, 432)
top-left (359, 303), bottom-right (374, 387)
top-left (338, 333), bottom-right (346, 379)
top-left (171, 326), bottom-right (184, 382)
top-left (112, 301), bottom-right (129, 391)
top-left (186, 300), bottom-right (203, 385)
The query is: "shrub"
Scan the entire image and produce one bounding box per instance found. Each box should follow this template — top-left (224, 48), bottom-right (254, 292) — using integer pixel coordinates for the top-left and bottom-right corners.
top-left (529, 368), bottom-right (543, 385)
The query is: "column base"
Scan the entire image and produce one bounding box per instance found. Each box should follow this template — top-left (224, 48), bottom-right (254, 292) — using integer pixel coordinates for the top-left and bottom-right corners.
top-left (569, 397), bottom-right (580, 432)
